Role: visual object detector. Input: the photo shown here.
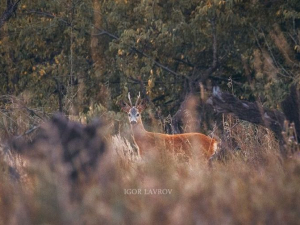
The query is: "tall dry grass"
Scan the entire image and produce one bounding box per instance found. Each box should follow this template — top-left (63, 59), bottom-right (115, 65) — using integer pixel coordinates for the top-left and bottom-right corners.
top-left (0, 110), bottom-right (300, 225)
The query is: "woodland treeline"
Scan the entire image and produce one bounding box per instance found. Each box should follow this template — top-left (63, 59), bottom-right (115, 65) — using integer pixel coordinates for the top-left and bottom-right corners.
top-left (0, 1), bottom-right (300, 145)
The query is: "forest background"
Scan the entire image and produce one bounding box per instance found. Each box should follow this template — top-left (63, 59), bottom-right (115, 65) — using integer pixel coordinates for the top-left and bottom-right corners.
top-left (1, 0), bottom-right (299, 133)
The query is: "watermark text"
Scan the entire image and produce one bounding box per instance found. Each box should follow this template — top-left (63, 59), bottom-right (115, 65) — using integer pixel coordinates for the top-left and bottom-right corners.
top-left (124, 188), bottom-right (173, 195)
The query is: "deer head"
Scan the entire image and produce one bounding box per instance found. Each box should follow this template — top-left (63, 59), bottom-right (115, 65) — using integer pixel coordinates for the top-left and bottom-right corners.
top-left (121, 92), bottom-right (146, 125)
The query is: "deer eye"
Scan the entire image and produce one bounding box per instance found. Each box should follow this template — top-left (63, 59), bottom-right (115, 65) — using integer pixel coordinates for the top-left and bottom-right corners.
top-left (137, 113), bottom-right (139, 117)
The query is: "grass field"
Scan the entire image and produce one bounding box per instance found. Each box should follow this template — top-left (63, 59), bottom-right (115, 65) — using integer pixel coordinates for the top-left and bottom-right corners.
top-left (0, 111), bottom-right (300, 225)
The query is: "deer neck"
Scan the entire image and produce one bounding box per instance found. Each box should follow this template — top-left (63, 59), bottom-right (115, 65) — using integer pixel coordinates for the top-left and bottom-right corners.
top-left (130, 120), bottom-right (148, 156)
top-left (130, 121), bottom-right (147, 138)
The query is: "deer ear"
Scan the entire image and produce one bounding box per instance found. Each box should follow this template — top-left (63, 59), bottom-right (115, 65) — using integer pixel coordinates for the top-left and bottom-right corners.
top-left (136, 99), bottom-right (147, 112)
top-left (120, 101), bottom-right (131, 112)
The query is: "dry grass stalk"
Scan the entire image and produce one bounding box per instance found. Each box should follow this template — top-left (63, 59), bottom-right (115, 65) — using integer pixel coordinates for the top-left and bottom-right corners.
top-left (0, 109), bottom-right (300, 224)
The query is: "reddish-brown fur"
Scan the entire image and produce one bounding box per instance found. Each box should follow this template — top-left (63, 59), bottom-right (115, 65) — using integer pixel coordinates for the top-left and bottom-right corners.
top-left (122, 94), bottom-right (217, 159)
top-left (130, 117), bottom-right (217, 159)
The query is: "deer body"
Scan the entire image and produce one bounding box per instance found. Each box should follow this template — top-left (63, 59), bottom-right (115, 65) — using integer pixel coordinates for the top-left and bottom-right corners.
top-left (122, 93), bottom-right (217, 159)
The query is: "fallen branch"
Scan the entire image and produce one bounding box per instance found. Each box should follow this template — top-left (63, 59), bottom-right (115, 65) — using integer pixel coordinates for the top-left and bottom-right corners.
top-left (207, 86), bottom-right (287, 156)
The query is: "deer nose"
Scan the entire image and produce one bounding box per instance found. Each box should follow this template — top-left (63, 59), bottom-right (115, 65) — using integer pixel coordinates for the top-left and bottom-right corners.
top-left (130, 120), bottom-right (137, 125)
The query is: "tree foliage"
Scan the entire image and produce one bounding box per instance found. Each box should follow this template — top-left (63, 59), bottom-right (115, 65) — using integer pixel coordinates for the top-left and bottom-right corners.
top-left (0, 0), bottom-right (299, 121)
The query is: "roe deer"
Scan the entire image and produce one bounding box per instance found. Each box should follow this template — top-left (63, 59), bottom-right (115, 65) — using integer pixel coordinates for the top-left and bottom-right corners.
top-left (121, 93), bottom-right (217, 160)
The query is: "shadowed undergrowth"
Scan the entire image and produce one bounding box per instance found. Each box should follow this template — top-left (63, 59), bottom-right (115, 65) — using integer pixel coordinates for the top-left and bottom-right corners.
top-left (0, 115), bottom-right (300, 225)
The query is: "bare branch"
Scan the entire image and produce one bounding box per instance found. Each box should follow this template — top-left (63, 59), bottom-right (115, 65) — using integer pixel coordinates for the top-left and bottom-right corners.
top-left (93, 27), bottom-right (190, 80)
top-left (131, 47), bottom-right (189, 79)
top-left (209, 75), bottom-right (243, 86)
top-left (23, 106), bottom-right (44, 121)
top-left (14, 125), bottom-right (39, 139)
top-left (198, 18), bottom-right (218, 82)
top-left (26, 10), bottom-right (70, 25)
top-left (191, 18), bottom-right (219, 86)
top-left (128, 76), bottom-right (150, 103)
top-left (0, 0), bottom-right (22, 30)
top-left (93, 27), bottom-right (119, 39)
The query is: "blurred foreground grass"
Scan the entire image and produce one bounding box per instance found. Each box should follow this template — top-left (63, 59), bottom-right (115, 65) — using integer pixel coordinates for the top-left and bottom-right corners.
top-left (0, 112), bottom-right (300, 225)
